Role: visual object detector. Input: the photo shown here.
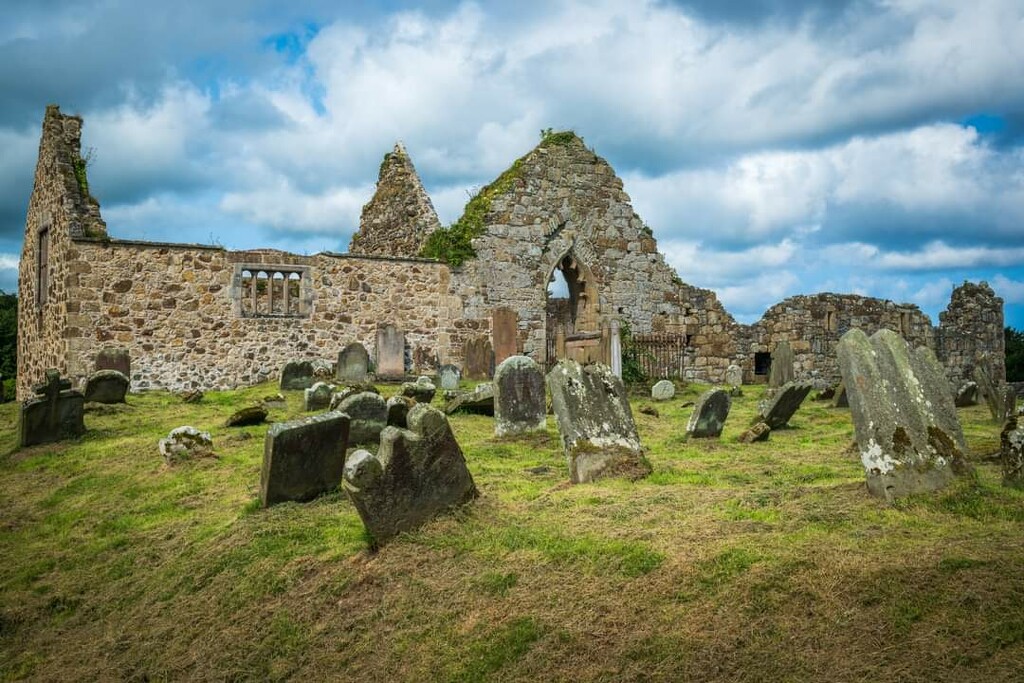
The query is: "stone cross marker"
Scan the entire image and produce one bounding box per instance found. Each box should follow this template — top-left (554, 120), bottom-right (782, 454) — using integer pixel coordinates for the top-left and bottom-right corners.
top-left (494, 355), bottom-right (547, 437)
top-left (261, 411), bottom-right (350, 507)
top-left (768, 340), bottom-right (795, 388)
top-left (376, 324), bottom-right (405, 378)
top-left (838, 328), bottom-right (968, 501)
top-left (20, 369), bottom-right (85, 448)
top-left (492, 307), bottom-right (518, 367)
top-left (336, 342), bottom-right (369, 383)
top-left (686, 388), bottom-right (732, 438)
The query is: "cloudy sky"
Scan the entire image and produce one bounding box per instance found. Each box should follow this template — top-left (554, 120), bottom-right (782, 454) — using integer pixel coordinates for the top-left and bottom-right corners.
top-left (1, 0), bottom-right (1022, 327)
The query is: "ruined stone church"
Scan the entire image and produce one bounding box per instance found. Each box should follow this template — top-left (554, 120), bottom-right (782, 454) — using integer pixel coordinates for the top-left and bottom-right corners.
top-left (16, 105), bottom-right (1005, 400)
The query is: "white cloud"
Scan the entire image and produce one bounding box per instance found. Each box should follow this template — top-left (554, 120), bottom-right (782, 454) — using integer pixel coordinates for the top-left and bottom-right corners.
top-left (0, 253), bottom-right (19, 271)
top-left (220, 180), bottom-right (372, 234)
top-left (992, 275), bottom-right (1024, 304)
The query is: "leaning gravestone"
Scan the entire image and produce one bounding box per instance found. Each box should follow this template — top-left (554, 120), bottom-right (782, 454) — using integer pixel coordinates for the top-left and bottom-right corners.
top-left (725, 364), bottom-right (743, 388)
top-left (261, 411), bottom-right (350, 507)
top-left (95, 347), bottom-right (130, 377)
top-left (768, 341), bottom-right (795, 388)
top-left (954, 381), bottom-right (979, 407)
top-left (304, 382), bottom-right (334, 411)
top-left (838, 328), bottom-right (968, 501)
top-left (494, 355), bottom-right (546, 437)
top-left (757, 381), bottom-right (813, 430)
top-left (342, 404), bottom-right (478, 545)
top-left (401, 376), bottom-right (436, 403)
top-left (686, 388), bottom-right (731, 438)
top-left (336, 342), bottom-right (370, 383)
top-left (19, 370), bottom-right (85, 448)
top-left (832, 381), bottom-right (849, 408)
top-left (651, 379), bottom-right (675, 401)
top-left (444, 383), bottom-right (495, 415)
top-left (337, 391), bottom-right (388, 446)
top-left (83, 369), bottom-right (129, 404)
top-left (1000, 416), bottom-right (1024, 489)
top-left (463, 336), bottom-right (494, 380)
top-left (974, 355), bottom-right (1007, 422)
top-left (225, 404), bottom-right (268, 427)
top-left (546, 359), bottom-right (650, 484)
top-left (280, 360), bottom-right (316, 391)
top-left (438, 364), bottom-right (461, 391)
top-left (376, 324), bottom-right (405, 378)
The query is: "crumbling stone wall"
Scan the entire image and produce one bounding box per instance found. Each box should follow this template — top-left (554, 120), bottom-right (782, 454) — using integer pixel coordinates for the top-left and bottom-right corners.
top-left (937, 281), bottom-right (1005, 384)
top-left (349, 143), bottom-right (441, 257)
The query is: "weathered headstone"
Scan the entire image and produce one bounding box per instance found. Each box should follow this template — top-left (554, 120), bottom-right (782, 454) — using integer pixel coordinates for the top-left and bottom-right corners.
top-left (342, 404), bottom-right (478, 545)
top-left (546, 360), bottom-right (650, 484)
top-left (337, 391), bottom-right (388, 446)
top-left (756, 381), bottom-right (813, 430)
top-left (261, 411), bottom-right (350, 507)
top-left (225, 404), bottom-right (268, 427)
top-left (686, 388), bottom-right (732, 438)
top-left (280, 360), bottom-right (316, 391)
top-left (336, 342), bottom-right (370, 383)
top-left (651, 379), bottom-right (675, 401)
top-left (725, 364), bottom-right (743, 388)
top-left (494, 355), bottom-right (546, 437)
top-left (954, 381), bottom-right (979, 407)
top-left (444, 383), bottom-right (495, 415)
top-left (463, 336), bottom-right (493, 380)
top-left (311, 359), bottom-right (334, 380)
top-left (974, 355), bottom-right (1008, 422)
top-left (19, 370), bottom-right (85, 448)
top-left (376, 324), bottom-right (405, 378)
top-left (492, 307), bottom-right (519, 367)
top-left (401, 376), bottom-right (436, 403)
top-left (304, 382), bottom-right (334, 411)
top-left (95, 347), bottom-right (130, 377)
top-left (738, 422), bottom-right (771, 443)
top-left (159, 426), bottom-right (213, 464)
top-left (768, 340), bottom-right (795, 388)
top-left (837, 328), bottom-right (968, 501)
top-left (1000, 385), bottom-right (1018, 424)
top-left (83, 369), bottom-right (129, 404)
top-left (386, 395), bottom-right (415, 428)
top-left (832, 381), bottom-right (849, 408)
top-left (1000, 416), bottom-right (1024, 489)
top-left (438, 364), bottom-right (461, 391)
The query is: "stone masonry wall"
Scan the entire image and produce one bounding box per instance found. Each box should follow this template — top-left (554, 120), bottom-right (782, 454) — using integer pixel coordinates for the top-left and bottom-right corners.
top-left (937, 281), bottom-right (1005, 384)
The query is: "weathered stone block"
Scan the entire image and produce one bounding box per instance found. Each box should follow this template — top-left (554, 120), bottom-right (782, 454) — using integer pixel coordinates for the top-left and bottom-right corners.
top-left (159, 426), bottom-right (213, 464)
top-left (686, 388), bottom-right (731, 438)
top-left (494, 355), bottom-right (546, 437)
top-left (261, 411), bottom-right (350, 507)
top-left (650, 379), bottom-right (675, 401)
top-left (83, 369), bottom-right (128, 404)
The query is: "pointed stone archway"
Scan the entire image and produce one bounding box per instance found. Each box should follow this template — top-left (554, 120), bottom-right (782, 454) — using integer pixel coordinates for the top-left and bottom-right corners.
top-left (545, 250), bottom-right (601, 367)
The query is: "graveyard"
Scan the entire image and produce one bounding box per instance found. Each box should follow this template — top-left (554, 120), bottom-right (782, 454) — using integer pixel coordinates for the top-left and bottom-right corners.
top-left (1, 374), bottom-right (1022, 682)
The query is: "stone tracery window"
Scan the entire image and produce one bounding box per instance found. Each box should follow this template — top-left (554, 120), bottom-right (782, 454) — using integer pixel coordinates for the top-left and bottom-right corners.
top-left (237, 265), bottom-right (308, 318)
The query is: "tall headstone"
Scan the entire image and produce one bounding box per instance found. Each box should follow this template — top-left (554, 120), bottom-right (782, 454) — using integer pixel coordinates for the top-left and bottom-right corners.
top-left (492, 307), bottom-right (518, 366)
top-left (768, 340), bottom-right (795, 388)
top-left (261, 412), bottom-right (350, 507)
top-left (95, 347), bottom-right (130, 377)
top-left (438, 364), bottom-right (461, 391)
top-left (757, 381), bottom-right (813, 430)
top-left (376, 325), bottom-right (405, 379)
top-left (838, 328), bottom-right (968, 501)
top-left (686, 388), bottom-right (732, 438)
top-left (336, 342), bottom-right (370, 383)
top-left (494, 355), bottom-right (547, 437)
top-left (463, 336), bottom-right (494, 380)
top-left (19, 370), bottom-right (86, 447)
top-left (343, 404), bottom-right (478, 545)
top-left (546, 360), bottom-right (650, 484)
top-left (610, 320), bottom-right (622, 378)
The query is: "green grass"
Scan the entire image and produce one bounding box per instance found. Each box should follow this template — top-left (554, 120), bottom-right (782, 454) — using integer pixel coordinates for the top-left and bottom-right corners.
top-left (0, 383), bottom-right (1022, 681)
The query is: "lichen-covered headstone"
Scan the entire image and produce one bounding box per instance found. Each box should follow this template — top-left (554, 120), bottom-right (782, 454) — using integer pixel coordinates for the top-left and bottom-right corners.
top-left (546, 360), bottom-right (650, 484)
top-left (954, 381), bottom-right (979, 407)
top-left (401, 376), bottom-right (436, 403)
top-left (838, 328), bottom-right (968, 501)
top-left (444, 383), bottom-right (494, 415)
top-left (342, 404), bottom-right (478, 545)
top-left (650, 379), bottom-right (675, 401)
top-left (387, 395), bottom-right (415, 428)
top-left (19, 370), bottom-right (85, 448)
top-left (225, 404), bottom-right (268, 427)
top-left (261, 411), bottom-right (350, 507)
top-left (338, 392), bottom-right (388, 446)
top-left (768, 341), bottom-right (795, 388)
top-left (494, 355), bottom-right (546, 437)
top-left (95, 346), bottom-right (130, 377)
top-left (725, 364), bottom-right (743, 388)
top-left (304, 382), bottom-right (334, 411)
top-left (1001, 416), bottom-right (1024, 489)
top-left (280, 360), bottom-right (316, 391)
top-left (756, 381), bottom-right (813, 430)
top-left (159, 426), bottom-right (213, 464)
top-left (438, 364), bottom-right (461, 391)
top-left (686, 388), bottom-right (731, 438)
top-left (83, 369), bottom-right (129, 404)
top-left (336, 342), bottom-right (369, 383)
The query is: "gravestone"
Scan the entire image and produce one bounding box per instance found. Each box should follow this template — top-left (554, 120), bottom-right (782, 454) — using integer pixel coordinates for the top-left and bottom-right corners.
top-left (343, 404), bottom-right (478, 545)
top-left (492, 307), bottom-right (518, 366)
top-left (262, 393), bottom-right (287, 409)
top-left (304, 382), bottom-right (334, 411)
top-left (261, 411), bottom-right (350, 507)
top-left (401, 376), bottom-right (436, 403)
top-left (280, 360), bottom-right (316, 391)
top-left (838, 328), bottom-right (968, 501)
top-left (832, 381), bottom-right (849, 408)
top-left (311, 359), bottom-right (334, 380)
top-left (95, 347), bottom-right (130, 377)
top-left (225, 405), bottom-right (268, 427)
top-left (546, 360), bottom-right (650, 484)
top-left (444, 383), bottom-right (495, 415)
top-left (159, 426), bottom-right (213, 464)
top-left (651, 379), bottom-right (675, 401)
top-left (725, 364), bottom-right (743, 388)
top-left (686, 388), bottom-right (732, 438)
top-left (975, 355), bottom-right (1006, 422)
top-left (954, 381), bottom-right (979, 407)
top-left (438, 364), bottom-right (461, 391)
top-left (1001, 416), bottom-right (1024, 488)
top-left (757, 381), bottom-right (814, 430)
top-left (338, 391), bottom-right (388, 446)
top-left (376, 324), bottom-right (405, 378)
top-left (336, 342), bottom-right (369, 383)
top-left (738, 422), bottom-right (771, 443)
top-left (463, 336), bottom-right (493, 380)
top-left (768, 341), bottom-right (795, 388)
top-left (19, 370), bottom-right (85, 448)
top-left (83, 369), bottom-right (129, 404)
top-left (387, 395), bottom-right (415, 428)
top-left (494, 355), bottom-right (546, 437)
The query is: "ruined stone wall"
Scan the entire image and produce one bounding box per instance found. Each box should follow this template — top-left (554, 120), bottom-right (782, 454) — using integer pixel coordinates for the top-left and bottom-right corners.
top-left (937, 281), bottom-right (1005, 384)
top-left (738, 293), bottom-right (934, 385)
top-left (62, 240), bottom-right (459, 393)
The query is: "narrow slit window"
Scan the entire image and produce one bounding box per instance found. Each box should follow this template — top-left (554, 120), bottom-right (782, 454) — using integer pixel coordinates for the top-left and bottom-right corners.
top-left (37, 228), bottom-right (49, 307)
